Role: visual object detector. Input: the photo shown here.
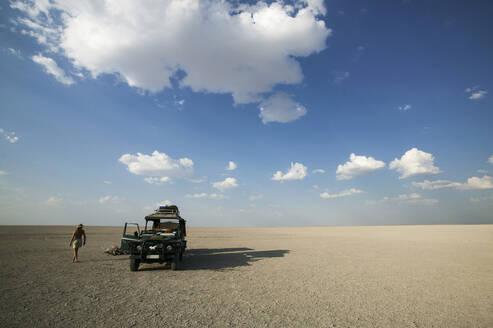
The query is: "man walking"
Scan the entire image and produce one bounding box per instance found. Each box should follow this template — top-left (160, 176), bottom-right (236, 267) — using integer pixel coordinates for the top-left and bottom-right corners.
top-left (69, 224), bottom-right (86, 262)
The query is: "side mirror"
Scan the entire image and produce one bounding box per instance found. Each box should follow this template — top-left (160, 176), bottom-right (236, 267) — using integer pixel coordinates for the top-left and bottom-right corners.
top-left (134, 231), bottom-right (138, 237)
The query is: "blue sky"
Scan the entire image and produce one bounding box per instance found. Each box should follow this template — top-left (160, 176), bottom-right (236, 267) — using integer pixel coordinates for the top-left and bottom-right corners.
top-left (0, 0), bottom-right (492, 227)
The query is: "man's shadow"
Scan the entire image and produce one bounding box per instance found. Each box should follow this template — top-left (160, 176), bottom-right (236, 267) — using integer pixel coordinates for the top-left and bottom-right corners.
top-left (139, 248), bottom-right (290, 271)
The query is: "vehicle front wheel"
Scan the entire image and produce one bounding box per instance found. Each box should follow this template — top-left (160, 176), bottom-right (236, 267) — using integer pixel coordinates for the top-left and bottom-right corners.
top-left (130, 258), bottom-right (140, 271)
top-left (170, 254), bottom-right (179, 271)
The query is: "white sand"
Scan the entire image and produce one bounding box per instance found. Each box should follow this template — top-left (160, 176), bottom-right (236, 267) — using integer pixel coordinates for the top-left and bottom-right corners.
top-left (0, 225), bottom-right (492, 327)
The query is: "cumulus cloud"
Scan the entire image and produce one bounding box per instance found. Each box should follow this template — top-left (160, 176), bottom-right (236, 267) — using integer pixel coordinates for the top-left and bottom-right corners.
top-left (0, 128), bottom-right (19, 143)
top-left (31, 54), bottom-right (74, 85)
top-left (336, 153), bottom-right (385, 180)
top-left (226, 161), bottom-right (237, 171)
top-left (119, 151), bottom-right (193, 180)
top-left (389, 148), bottom-right (441, 179)
top-left (99, 195), bottom-right (120, 204)
top-left (398, 104), bottom-right (412, 111)
top-left (272, 162), bottom-right (307, 181)
top-left (12, 0), bottom-right (330, 106)
top-left (0, 170), bottom-right (7, 175)
top-left (459, 175), bottom-right (493, 190)
top-left (465, 86), bottom-right (487, 100)
top-left (185, 193), bottom-right (227, 200)
top-left (103, 181), bottom-right (112, 184)
top-left (312, 169), bottom-right (325, 174)
top-left (368, 193), bottom-right (438, 206)
top-left (320, 188), bottom-right (364, 199)
top-left (488, 155), bottom-right (493, 165)
top-left (212, 177), bottom-right (238, 192)
top-left (144, 176), bottom-right (171, 185)
top-left (156, 200), bottom-right (173, 207)
top-left (412, 175), bottom-right (493, 191)
top-left (258, 92), bottom-right (307, 124)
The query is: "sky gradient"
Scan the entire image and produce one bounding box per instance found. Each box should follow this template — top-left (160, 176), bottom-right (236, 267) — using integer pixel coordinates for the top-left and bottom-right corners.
top-left (1, 0), bottom-right (492, 227)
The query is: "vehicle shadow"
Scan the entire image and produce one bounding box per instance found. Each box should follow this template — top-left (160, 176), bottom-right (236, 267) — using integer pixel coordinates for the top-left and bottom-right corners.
top-left (181, 248), bottom-right (290, 271)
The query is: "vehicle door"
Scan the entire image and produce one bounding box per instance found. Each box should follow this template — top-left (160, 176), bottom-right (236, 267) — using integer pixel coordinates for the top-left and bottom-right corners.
top-left (120, 222), bottom-right (140, 251)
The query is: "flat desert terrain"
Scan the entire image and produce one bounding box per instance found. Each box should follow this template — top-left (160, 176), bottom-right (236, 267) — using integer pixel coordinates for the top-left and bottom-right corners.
top-left (0, 225), bottom-right (492, 327)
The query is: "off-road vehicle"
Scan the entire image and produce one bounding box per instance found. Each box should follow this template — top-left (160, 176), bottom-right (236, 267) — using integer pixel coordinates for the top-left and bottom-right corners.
top-left (120, 205), bottom-right (187, 271)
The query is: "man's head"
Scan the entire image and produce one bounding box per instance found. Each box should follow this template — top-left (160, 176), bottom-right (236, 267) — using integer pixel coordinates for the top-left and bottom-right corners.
top-left (77, 224), bottom-right (83, 229)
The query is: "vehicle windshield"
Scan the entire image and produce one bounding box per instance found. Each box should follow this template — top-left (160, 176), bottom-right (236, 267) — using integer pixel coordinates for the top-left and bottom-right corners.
top-left (144, 219), bottom-right (180, 233)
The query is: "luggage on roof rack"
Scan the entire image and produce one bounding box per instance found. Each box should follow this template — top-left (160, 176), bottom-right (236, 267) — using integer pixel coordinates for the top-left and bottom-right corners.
top-left (157, 205), bottom-right (179, 215)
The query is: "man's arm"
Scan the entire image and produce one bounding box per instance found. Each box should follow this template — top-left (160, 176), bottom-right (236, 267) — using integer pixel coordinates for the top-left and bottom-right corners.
top-left (82, 230), bottom-right (86, 245)
top-left (69, 231), bottom-right (75, 246)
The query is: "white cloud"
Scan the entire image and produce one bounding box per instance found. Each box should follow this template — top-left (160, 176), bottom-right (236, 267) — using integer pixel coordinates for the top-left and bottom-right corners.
top-left (185, 193), bottom-right (227, 200)
top-left (272, 162), bottom-right (307, 181)
top-left (459, 175), bottom-right (493, 190)
top-left (477, 169), bottom-right (488, 174)
top-left (333, 71), bottom-right (349, 84)
top-left (103, 180), bottom-right (112, 184)
top-left (226, 161), bottom-right (237, 171)
top-left (44, 196), bottom-right (62, 206)
top-left (119, 150), bottom-right (193, 179)
top-left (185, 193), bottom-right (208, 199)
top-left (187, 177), bottom-right (207, 183)
top-left (488, 155), bottom-right (493, 165)
top-left (212, 177), bottom-right (238, 192)
top-left (1, 128), bottom-right (19, 143)
top-left (465, 86), bottom-right (487, 100)
top-left (209, 193), bottom-right (227, 200)
top-left (413, 175), bottom-right (493, 191)
top-left (0, 170), bottom-right (7, 175)
top-left (336, 153), bottom-right (385, 180)
top-left (389, 148), bottom-right (441, 179)
top-left (258, 92), bottom-right (307, 124)
top-left (412, 180), bottom-right (462, 190)
top-left (144, 176), bottom-right (171, 185)
top-left (398, 104), bottom-right (412, 111)
top-left (368, 193), bottom-right (438, 206)
top-left (31, 54), bottom-right (74, 85)
top-left (249, 194), bottom-right (263, 201)
top-left (7, 47), bottom-right (23, 59)
top-left (469, 90), bottom-right (487, 99)
top-left (312, 169), bottom-right (325, 174)
top-left (320, 188), bottom-right (364, 199)
top-left (12, 0), bottom-right (330, 106)
top-left (469, 194), bottom-right (493, 203)
top-left (99, 195), bottom-right (120, 204)
top-left (156, 200), bottom-right (173, 207)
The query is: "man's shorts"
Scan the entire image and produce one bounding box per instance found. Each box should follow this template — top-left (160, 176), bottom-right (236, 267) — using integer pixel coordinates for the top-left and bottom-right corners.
top-left (73, 239), bottom-right (82, 249)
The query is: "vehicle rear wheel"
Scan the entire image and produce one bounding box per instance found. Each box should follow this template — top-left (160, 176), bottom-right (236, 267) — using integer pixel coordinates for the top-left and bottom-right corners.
top-left (130, 258), bottom-right (140, 271)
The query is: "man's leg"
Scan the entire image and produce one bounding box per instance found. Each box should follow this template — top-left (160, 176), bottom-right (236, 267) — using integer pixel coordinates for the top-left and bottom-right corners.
top-left (72, 247), bottom-right (77, 262)
top-left (74, 247), bottom-right (79, 262)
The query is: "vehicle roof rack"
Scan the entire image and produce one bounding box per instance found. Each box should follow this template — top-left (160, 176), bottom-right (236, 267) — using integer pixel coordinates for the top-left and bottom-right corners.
top-left (145, 205), bottom-right (184, 221)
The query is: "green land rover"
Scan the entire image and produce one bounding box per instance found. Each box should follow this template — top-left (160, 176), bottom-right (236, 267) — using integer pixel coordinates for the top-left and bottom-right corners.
top-left (121, 205), bottom-right (187, 271)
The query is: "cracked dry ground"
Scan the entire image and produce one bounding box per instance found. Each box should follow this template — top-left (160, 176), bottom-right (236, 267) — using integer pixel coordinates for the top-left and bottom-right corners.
top-left (1, 225), bottom-right (492, 327)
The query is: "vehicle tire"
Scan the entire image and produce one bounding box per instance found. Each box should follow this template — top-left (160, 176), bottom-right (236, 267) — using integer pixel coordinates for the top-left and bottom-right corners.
top-left (130, 258), bottom-right (140, 271)
top-left (171, 253), bottom-right (179, 270)
top-left (179, 250), bottom-right (183, 261)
